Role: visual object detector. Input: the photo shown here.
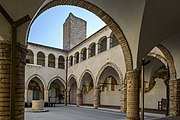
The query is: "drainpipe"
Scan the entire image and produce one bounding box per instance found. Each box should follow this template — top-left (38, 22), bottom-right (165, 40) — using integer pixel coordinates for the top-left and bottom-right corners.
top-left (65, 56), bottom-right (68, 106)
top-left (165, 64), bottom-right (170, 116)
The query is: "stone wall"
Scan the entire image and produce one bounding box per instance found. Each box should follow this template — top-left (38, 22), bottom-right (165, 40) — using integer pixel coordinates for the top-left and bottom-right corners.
top-left (63, 13), bottom-right (86, 50)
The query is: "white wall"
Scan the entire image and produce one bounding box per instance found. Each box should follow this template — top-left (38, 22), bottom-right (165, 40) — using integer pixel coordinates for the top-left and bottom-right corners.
top-left (83, 89), bottom-right (94, 105)
top-left (101, 85), bottom-right (121, 106)
top-left (144, 78), bottom-right (166, 109)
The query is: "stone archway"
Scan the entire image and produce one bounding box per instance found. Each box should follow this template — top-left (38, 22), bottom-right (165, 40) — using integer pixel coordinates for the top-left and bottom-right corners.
top-left (48, 77), bottom-right (65, 104)
top-left (68, 75), bottom-right (78, 105)
top-left (95, 62), bottom-right (123, 109)
top-left (79, 69), bottom-right (95, 106)
top-left (27, 77), bottom-right (45, 102)
top-left (149, 44), bottom-right (179, 116)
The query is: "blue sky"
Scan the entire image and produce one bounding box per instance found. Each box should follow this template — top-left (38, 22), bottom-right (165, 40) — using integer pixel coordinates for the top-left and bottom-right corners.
top-left (28, 6), bottom-right (106, 49)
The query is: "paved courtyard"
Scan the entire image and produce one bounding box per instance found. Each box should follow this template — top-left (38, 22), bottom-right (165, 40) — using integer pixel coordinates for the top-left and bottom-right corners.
top-left (25, 105), bottom-right (165, 120)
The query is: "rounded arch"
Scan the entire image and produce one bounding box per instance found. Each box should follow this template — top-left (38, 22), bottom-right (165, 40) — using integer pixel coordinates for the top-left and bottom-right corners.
top-left (110, 32), bottom-right (119, 48)
top-left (47, 76), bottom-right (66, 90)
top-left (28, 0), bottom-right (133, 71)
top-left (26, 74), bottom-right (46, 89)
top-left (69, 55), bottom-right (73, 66)
top-left (80, 47), bottom-right (87, 61)
top-left (79, 69), bottom-right (95, 90)
top-left (74, 52), bottom-right (79, 64)
top-left (68, 74), bottom-right (78, 88)
top-left (157, 44), bottom-right (176, 80)
top-left (96, 62), bottom-right (123, 87)
top-left (88, 42), bottom-right (96, 58)
top-left (26, 49), bottom-right (34, 64)
top-left (48, 53), bottom-right (55, 68)
top-left (37, 51), bottom-right (45, 66)
top-left (58, 55), bottom-right (65, 69)
top-left (98, 36), bottom-right (107, 53)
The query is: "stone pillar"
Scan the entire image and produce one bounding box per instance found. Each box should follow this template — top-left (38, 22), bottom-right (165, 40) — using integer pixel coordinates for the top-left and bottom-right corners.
top-left (95, 43), bottom-right (99, 55)
top-left (55, 57), bottom-right (58, 68)
top-left (44, 89), bottom-right (49, 102)
top-left (169, 79), bottom-right (180, 116)
top-left (86, 48), bottom-right (89, 59)
top-left (67, 89), bottom-right (70, 104)
top-left (45, 55), bottom-right (48, 67)
top-left (25, 88), bottom-right (28, 102)
top-left (126, 70), bottom-right (140, 120)
top-left (120, 84), bottom-right (127, 112)
top-left (76, 89), bottom-right (82, 107)
top-left (0, 41), bottom-right (27, 120)
top-left (34, 51), bottom-right (37, 65)
top-left (107, 37), bottom-right (110, 50)
top-left (93, 87), bottom-right (100, 109)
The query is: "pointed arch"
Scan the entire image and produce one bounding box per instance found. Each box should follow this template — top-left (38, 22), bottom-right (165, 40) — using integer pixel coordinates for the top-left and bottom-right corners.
top-left (79, 69), bottom-right (95, 90)
top-left (48, 53), bottom-right (55, 68)
top-left (47, 76), bottom-right (66, 90)
top-left (96, 62), bottom-right (123, 87)
top-left (26, 74), bottom-right (46, 89)
top-left (68, 74), bottom-right (78, 88)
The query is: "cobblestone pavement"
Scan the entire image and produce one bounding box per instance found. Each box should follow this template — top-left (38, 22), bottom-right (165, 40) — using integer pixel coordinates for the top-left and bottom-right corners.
top-left (25, 105), bottom-right (165, 120)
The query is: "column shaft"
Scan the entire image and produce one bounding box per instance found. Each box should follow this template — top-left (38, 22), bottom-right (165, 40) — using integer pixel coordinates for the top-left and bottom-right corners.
top-left (169, 79), bottom-right (180, 116)
top-left (76, 89), bottom-right (82, 107)
top-left (44, 89), bottom-right (49, 102)
top-left (34, 52), bottom-right (37, 65)
top-left (120, 84), bottom-right (127, 112)
top-left (93, 87), bottom-right (100, 109)
top-left (0, 41), bottom-right (27, 120)
top-left (45, 56), bottom-right (48, 67)
top-left (126, 70), bottom-right (140, 120)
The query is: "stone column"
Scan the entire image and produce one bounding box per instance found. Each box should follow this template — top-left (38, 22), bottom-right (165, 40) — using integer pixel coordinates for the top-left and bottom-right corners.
top-left (107, 37), bottom-right (110, 50)
top-left (86, 48), bottom-right (89, 59)
top-left (76, 89), bottom-right (82, 107)
top-left (25, 88), bottom-right (28, 102)
top-left (44, 89), bottom-right (49, 102)
top-left (169, 79), bottom-right (180, 116)
top-left (0, 41), bottom-right (27, 120)
top-left (93, 87), bottom-right (100, 109)
top-left (34, 51), bottom-right (37, 65)
top-left (67, 89), bottom-right (70, 104)
top-left (95, 43), bottom-right (99, 55)
top-left (55, 57), bottom-right (58, 68)
top-left (126, 70), bottom-right (140, 120)
top-left (45, 55), bottom-right (48, 67)
top-left (120, 84), bottom-right (127, 112)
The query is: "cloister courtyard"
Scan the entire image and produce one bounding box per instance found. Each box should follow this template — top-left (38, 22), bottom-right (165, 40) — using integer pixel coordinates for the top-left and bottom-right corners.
top-left (25, 105), bottom-right (168, 120)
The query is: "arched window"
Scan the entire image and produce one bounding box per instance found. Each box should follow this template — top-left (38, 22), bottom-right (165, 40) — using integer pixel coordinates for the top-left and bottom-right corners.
top-left (37, 51), bottom-right (45, 66)
top-left (98, 36), bottom-right (107, 53)
top-left (26, 49), bottom-right (34, 64)
top-left (69, 56), bottom-right (73, 66)
top-left (110, 34), bottom-right (119, 48)
top-left (74, 52), bottom-right (79, 64)
top-left (81, 48), bottom-right (87, 61)
top-left (48, 54), bottom-right (55, 68)
top-left (88, 43), bottom-right (96, 58)
top-left (58, 56), bottom-right (65, 69)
